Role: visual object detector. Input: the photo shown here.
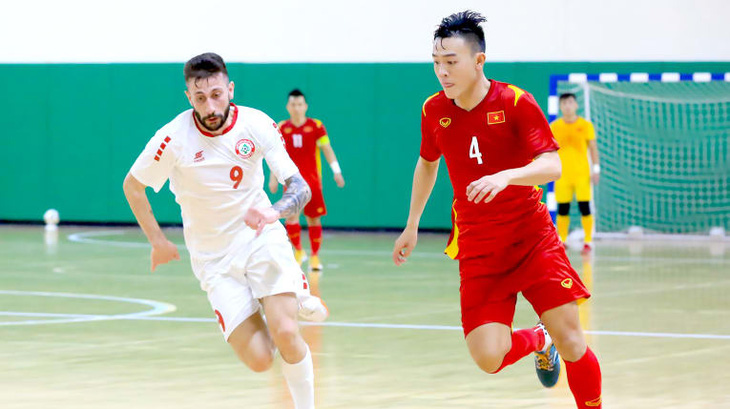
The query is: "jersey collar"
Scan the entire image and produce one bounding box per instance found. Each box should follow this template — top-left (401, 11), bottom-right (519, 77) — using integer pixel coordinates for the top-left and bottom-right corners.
top-left (193, 103), bottom-right (239, 138)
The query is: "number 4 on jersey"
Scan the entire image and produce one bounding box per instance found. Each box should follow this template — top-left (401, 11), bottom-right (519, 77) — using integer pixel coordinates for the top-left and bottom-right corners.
top-left (469, 136), bottom-right (483, 164)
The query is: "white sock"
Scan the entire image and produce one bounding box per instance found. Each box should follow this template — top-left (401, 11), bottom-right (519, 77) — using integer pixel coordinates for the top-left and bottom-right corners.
top-left (281, 345), bottom-right (315, 409)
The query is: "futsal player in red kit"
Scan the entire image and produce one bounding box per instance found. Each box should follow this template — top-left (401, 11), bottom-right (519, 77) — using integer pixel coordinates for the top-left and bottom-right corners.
top-left (271, 90), bottom-right (345, 273)
top-left (393, 11), bottom-right (602, 408)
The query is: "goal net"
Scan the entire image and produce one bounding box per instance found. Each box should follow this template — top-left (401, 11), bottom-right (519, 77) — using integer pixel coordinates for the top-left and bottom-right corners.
top-left (552, 74), bottom-right (730, 234)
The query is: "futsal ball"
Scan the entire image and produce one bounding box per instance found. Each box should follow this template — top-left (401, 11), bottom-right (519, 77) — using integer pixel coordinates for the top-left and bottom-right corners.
top-left (43, 209), bottom-right (60, 225)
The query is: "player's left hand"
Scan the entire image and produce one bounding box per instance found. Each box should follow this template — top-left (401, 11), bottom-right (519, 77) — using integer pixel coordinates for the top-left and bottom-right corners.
top-left (334, 173), bottom-right (345, 188)
top-left (467, 172), bottom-right (510, 204)
top-left (591, 172), bottom-right (600, 185)
top-left (244, 206), bottom-right (281, 236)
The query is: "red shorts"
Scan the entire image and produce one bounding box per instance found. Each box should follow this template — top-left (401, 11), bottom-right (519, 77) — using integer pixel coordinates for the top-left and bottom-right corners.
top-left (459, 229), bottom-right (590, 336)
top-left (303, 181), bottom-right (327, 218)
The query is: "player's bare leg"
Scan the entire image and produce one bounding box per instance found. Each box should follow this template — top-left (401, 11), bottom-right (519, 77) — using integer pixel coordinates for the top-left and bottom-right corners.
top-left (285, 215), bottom-right (307, 265)
top-left (465, 322), bottom-right (512, 373)
top-left (541, 302), bottom-right (602, 408)
top-left (262, 293), bottom-right (315, 409)
top-left (305, 216), bottom-right (323, 272)
top-left (227, 312), bottom-right (276, 372)
top-left (466, 321), bottom-right (551, 376)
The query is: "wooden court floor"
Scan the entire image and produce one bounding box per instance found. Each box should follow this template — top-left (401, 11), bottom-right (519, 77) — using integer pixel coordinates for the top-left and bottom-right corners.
top-left (1, 225), bottom-right (728, 408)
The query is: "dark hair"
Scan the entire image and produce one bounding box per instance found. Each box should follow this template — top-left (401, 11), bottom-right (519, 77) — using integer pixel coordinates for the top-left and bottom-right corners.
top-left (434, 10), bottom-right (486, 54)
top-left (559, 93), bottom-right (577, 101)
top-left (184, 52), bottom-right (228, 82)
top-left (288, 89), bottom-right (306, 101)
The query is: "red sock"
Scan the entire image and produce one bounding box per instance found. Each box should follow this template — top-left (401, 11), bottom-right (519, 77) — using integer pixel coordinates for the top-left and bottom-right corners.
top-left (494, 328), bottom-right (543, 373)
top-left (285, 223), bottom-right (302, 250)
top-left (565, 347), bottom-right (602, 408)
top-left (308, 225), bottom-right (322, 256)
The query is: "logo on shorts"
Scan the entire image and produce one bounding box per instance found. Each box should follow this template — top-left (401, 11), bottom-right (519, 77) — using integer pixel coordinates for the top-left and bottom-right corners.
top-left (214, 309), bottom-right (226, 332)
top-left (235, 139), bottom-right (256, 159)
top-left (439, 117), bottom-right (451, 128)
top-left (561, 278), bottom-right (573, 289)
top-left (585, 397), bottom-right (602, 407)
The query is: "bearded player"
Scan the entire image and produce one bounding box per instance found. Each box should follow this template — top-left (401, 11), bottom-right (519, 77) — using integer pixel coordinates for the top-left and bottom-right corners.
top-left (123, 53), bottom-right (327, 409)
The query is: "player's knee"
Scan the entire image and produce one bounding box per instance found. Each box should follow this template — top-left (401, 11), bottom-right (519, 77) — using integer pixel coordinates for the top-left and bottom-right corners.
top-left (233, 345), bottom-right (274, 373)
top-left (245, 352), bottom-right (274, 373)
top-left (471, 345), bottom-right (509, 374)
top-left (473, 354), bottom-right (505, 374)
top-left (578, 201), bottom-right (591, 216)
top-left (557, 202), bottom-right (571, 216)
top-left (551, 330), bottom-right (587, 362)
top-left (270, 321), bottom-right (300, 349)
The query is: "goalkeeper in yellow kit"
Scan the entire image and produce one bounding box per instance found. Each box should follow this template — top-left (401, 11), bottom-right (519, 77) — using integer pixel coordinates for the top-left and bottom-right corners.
top-left (551, 93), bottom-right (601, 254)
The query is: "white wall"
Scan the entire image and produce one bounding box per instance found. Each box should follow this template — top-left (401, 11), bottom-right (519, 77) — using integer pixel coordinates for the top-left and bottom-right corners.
top-left (2, 0), bottom-right (728, 63)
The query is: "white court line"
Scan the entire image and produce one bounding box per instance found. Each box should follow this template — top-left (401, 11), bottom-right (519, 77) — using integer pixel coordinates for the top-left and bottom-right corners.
top-left (0, 290), bottom-right (176, 326)
top-left (67, 230), bottom-right (730, 263)
top-left (4, 310), bottom-right (728, 341)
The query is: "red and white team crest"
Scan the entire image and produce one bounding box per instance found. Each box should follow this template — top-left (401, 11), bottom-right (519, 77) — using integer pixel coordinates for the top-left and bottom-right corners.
top-left (235, 139), bottom-right (255, 159)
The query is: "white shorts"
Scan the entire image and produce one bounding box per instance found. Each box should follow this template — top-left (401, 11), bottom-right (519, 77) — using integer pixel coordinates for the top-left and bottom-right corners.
top-left (191, 223), bottom-right (305, 341)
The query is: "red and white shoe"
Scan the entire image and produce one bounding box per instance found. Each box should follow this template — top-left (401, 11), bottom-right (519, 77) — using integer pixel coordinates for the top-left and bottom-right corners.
top-left (581, 242), bottom-right (594, 255)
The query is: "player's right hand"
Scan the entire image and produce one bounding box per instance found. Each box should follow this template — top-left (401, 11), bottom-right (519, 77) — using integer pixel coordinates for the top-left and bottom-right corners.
top-left (244, 206), bottom-right (281, 236)
top-left (269, 178), bottom-right (279, 194)
top-left (151, 240), bottom-right (180, 272)
top-left (334, 173), bottom-right (345, 188)
top-left (393, 227), bottom-right (418, 266)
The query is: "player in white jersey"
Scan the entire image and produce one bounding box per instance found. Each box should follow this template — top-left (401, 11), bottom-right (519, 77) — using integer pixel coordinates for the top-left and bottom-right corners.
top-left (122, 53), bottom-right (325, 409)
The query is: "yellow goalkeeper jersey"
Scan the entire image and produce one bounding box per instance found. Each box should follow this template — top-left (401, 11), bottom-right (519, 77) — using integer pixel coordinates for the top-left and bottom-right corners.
top-left (550, 117), bottom-right (595, 180)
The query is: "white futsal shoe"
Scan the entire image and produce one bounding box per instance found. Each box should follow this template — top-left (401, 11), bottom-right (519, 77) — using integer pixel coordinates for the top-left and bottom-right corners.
top-left (298, 294), bottom-right (329, 322)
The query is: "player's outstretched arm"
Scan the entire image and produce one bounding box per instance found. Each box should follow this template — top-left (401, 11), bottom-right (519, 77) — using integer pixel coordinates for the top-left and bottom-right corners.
top-left (320, 144), bottom-right (345, 188)
top-left (244, 173), bottom-right (311, 235)
top-left (122, 173), bottom-right (180, 272)
top-left (393, 157), bottom-right (440, 265)
top-left (466, 150), bottom-right (562, 204)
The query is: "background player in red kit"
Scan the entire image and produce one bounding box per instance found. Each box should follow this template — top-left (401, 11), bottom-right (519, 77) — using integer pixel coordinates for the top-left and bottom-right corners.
top-left (392, 11), bottom-right (602, 408)
top-left (270, 89), bottom-right (345, 272)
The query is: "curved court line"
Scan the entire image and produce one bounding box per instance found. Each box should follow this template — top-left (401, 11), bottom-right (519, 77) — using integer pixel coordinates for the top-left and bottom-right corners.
top-left (67, 231), bottom-right (155, 249)
top-left (0, 290), bottom-right (177, 326)
top-left (67, 230), bottom-right (729, 262)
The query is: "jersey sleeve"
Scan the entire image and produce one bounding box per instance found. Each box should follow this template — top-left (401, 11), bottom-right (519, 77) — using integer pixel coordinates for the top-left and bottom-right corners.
top-left (314, 119), bottom-right (330, 146)
top-left (513, 92), bottom-right (559, 157)
top-left (256, 113), bottom-right (299, 183)
top-left (419, 106), bottom-right (441, 162)
top-left (129, 131), bottom-right (176, 193)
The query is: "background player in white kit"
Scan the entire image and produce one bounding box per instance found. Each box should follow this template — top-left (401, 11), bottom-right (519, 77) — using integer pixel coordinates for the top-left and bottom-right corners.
top-left (122, 53), bottom-right (326, 409)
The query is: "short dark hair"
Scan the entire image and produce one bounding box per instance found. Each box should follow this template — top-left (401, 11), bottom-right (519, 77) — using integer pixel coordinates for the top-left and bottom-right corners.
top-left (288, 89), bottom-right (306, 101)
top-left (434, 10), bottom-right (487, 54)
top-left (559, 93), bottom-right (577, 101)
top-left (184, 52), bottom-right (228, 82)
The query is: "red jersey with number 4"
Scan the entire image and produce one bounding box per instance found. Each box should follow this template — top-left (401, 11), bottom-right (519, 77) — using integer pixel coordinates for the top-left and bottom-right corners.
top-left (420, 80), bottom-right (559, 261)
top-left (279, 118), bottom-right (328, 187)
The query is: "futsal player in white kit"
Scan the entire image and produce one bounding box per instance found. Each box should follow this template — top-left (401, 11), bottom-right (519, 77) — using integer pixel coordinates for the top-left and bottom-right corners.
top-left (123, 52), bottom-right (326, 409)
